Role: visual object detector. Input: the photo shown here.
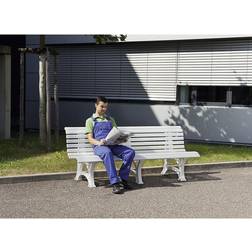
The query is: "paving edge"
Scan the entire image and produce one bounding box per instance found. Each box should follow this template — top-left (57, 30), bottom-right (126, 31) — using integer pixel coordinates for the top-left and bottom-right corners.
top-left (1, 160), bottom-right (252, 184)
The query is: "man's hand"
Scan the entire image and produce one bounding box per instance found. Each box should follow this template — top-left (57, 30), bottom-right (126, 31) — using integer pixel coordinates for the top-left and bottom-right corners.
top-left (98, 139), bottom-right (106, 146)
top-left (87, 133), bottom-right (107, 146)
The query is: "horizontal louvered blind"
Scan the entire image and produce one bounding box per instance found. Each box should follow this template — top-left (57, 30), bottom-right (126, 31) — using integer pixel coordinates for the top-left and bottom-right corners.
top-left (177, 39), bottom-right (252, 86)
top-left (48, 43), bottom-right (177, 101)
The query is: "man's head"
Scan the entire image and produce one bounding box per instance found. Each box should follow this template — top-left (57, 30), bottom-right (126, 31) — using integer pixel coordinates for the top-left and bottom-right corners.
top-left (95, 96), bottom-right (108, 116)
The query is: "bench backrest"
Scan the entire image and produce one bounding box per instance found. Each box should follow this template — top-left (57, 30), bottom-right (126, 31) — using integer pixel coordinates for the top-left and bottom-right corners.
top-left (64, 126), bottom-right (185, 159)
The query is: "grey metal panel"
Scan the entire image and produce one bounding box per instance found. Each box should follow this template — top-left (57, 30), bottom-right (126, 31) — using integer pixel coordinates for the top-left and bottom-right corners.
top-left (25, 101), bottom-right (39, 129)
top-left (25, 73), bottom-right (39, 101)
top-left (26, 35), bottom-right (40, 46)
top-left (48, 43), bottom-right (177, 101)
top-left (177, 39), bottom-right (252, 86)
top-left (95, 46), bottom-right (121, 97)
top-left (48, 47), bottom-right (94, 97)
top-left (25, 54), bottom-right (38, 73)
top-left (45, 35), bottom-right (96, 44)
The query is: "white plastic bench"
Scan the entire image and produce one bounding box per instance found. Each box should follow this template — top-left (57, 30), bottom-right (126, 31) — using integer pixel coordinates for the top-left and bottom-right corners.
top-left (64, 126), bottom-right (200, 187)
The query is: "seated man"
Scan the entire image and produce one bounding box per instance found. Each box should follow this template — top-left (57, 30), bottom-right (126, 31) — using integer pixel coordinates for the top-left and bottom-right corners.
top-left (85, 96), bottom-right (135, 194)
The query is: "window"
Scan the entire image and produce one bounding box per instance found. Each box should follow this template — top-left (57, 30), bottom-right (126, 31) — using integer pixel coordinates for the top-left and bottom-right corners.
top-left (188, 86), bottom-right (229, 105)
top-left (179, 86), bottom-right (252, 106)
top-left (232, 87), bottom-right (252, 105)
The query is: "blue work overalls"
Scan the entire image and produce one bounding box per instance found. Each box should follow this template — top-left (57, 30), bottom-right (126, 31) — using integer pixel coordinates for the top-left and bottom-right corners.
top-left (92, 117), bottom-right (135, 185)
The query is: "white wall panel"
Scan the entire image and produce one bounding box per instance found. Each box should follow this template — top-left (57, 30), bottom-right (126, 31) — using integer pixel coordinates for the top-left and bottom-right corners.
top-left (178, 39), bottom-right (252, 86)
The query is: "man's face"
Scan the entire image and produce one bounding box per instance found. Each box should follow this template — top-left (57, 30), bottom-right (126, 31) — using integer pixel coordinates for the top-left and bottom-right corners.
top-left (95, 101), bottom-right (108, 115)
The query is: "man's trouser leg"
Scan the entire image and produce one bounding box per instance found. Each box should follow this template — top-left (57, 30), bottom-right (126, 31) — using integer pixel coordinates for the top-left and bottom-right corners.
top-left (93, 146), bottom-right (119, 185)
top-left (110, 145), bottom-right (135, 181)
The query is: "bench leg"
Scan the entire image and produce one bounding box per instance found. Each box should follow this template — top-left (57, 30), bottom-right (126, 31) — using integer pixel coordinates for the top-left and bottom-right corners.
top-left (161, 159), bottom-right (169, 175)
top-left (75, 162), bottom-right (96, 187)
top-left (84, 163), bottom-right (96, 188)
top-left (176, 159), bottom-right (186, 182)
top-left (134, 160), bottom-right (144, 184)
top-left (75, 162), bottom-right (83, 181)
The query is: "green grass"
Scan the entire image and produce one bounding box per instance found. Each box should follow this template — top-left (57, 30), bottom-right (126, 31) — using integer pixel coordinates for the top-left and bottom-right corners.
top-left (1, 133), bottom-right (252, 176)
top-left (0, 134), bottom-right (73, 176)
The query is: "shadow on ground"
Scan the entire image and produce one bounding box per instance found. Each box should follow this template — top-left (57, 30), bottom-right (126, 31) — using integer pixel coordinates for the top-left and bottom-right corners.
top-left (81, 171), bottom-right (222, 191)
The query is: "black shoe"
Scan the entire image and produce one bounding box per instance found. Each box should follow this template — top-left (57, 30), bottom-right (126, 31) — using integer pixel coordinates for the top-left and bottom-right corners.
top-left (112, 183), bottom-right (123, 194)
top-left (120, 179), bottom-right (133, 190)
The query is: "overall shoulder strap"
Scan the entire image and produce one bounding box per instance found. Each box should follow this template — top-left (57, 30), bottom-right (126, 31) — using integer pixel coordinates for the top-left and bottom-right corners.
top-left (105, 115), bottom-right (112, 121)
top-left (92, 114), bottom-right (111, 127)
top-left (91, 115), bottom-right (98, 127)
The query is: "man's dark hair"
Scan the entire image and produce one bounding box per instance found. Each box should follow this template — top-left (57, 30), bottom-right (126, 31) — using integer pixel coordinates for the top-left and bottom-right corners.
top-left (96, 96), bottom-right (108, 104)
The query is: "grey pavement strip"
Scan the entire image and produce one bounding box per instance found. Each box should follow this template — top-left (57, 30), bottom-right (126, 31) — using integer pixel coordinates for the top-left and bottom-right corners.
top-left (0, 167), bottom-right (252, 218)
top-left (0, 160), bottom-right (252, 185)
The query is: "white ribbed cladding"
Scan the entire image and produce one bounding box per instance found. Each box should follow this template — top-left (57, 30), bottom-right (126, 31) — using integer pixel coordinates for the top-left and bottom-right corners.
top-left (47, 38), bottom-right (252, 100)
top-left (177, 39), bottom-right (252, 86)
top-left (48, 42), bottom-right (177, 101)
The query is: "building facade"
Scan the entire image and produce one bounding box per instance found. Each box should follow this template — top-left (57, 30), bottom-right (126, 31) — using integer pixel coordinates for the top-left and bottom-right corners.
top-left (24, 35), bottom-right (252, 145)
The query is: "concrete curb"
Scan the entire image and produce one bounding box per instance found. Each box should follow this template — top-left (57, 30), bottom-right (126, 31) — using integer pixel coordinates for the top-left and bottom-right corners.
top-left (1, 160), bottom-right (252, 185)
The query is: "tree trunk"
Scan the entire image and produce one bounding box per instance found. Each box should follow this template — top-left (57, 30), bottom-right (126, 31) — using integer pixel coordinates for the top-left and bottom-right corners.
top-left (39, 53), bottom-right (47, 146)
top-left (39, 35), bottom-right (47, 147)
top-left (45, 48), bottom-right (51, 151)
top-left (19, 52), bottom-right (25, 145)
top-left (53, 53), bottom-right (59, 145)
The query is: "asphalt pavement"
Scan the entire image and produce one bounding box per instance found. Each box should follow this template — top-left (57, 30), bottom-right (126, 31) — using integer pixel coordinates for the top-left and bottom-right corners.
top-left (0, 167), bottom-right (251, 218)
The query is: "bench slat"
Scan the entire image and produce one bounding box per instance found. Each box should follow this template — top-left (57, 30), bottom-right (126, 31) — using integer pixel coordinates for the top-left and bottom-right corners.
top-left (66, 143), bottom-right (185, 150)
top-left (66, 135), bottom-right (86, 139)
top-left (131, 141), bottom-right (185, 146)
top-left (65, 126), bottom-right (184, 134)
top-left (119, 126), bottom-right (182, 131)
top-left (66, 137), bottom-right (177, 143)
top-left (66, 133), bottom-right (184, 139)
top-left (131, 139), bottom-right (184, 143)
top-left (71, 151), bottom-right (200, 162)
top-left (65, 133), bottom-right (184, 139)
top-left (67, 144), bottom-right (93, 148)
top-left (66, 139), bottom-right (90, 143)
top-left (67, 148), bottom-right (93, 152)
top-left (66, 135), bottom-right (184, 140)
top-left (132, 146), bottom-right (176, 150)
